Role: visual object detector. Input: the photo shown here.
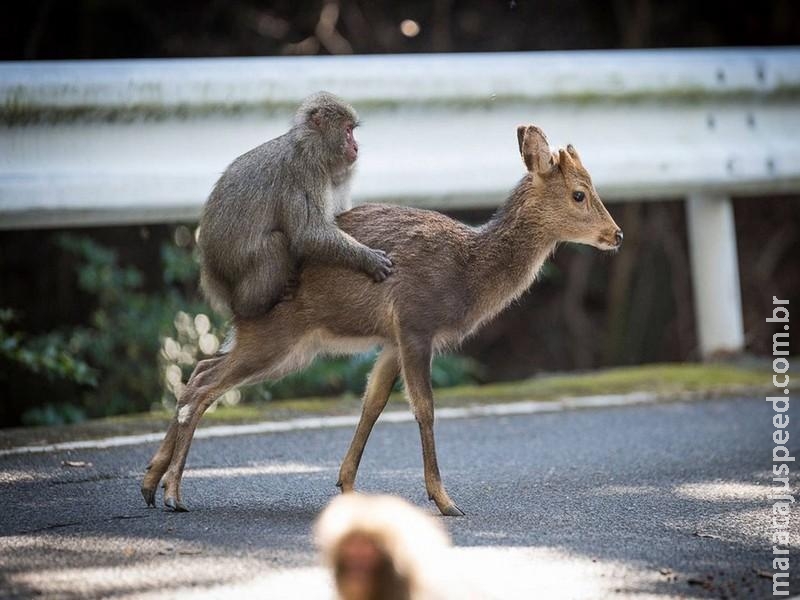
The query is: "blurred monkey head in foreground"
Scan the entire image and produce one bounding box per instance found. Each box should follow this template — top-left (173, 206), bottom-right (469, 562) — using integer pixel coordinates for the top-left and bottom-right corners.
top-left (315, 494), bottom-right (451, 600)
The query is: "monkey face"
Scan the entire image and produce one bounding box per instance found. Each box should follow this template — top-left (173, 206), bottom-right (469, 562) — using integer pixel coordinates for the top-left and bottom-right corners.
top-left (299, 92), bottom-right (361, 171)
top-left (343, 122), bottom-right (359, 164)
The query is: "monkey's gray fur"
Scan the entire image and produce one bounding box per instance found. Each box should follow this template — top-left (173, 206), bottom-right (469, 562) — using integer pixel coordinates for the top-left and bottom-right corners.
top-left (198, 91), bottom-right (393, 318)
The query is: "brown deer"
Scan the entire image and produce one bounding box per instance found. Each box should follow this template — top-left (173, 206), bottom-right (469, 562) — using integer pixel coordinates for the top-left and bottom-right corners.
top-left (141, 124), bottom-right (622, 516)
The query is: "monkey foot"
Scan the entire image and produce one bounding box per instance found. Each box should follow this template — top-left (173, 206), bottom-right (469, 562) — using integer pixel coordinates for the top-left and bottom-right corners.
top-left (141, 486), bottom-right (157, 508)
top-left (164, 497), bottom-right (189, 512)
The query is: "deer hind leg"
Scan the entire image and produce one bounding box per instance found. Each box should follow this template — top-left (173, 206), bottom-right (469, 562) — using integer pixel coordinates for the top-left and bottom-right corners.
top-left (157, 351), bottom-right (265, 512)
top-left (337, 346), bottom-right (400, 493)
top-left (141, 355), bottom-right (225, 507)
top-left (399, 336), bottom-right (464, 517)
top-left (159, 321), bottom-right (320, 512)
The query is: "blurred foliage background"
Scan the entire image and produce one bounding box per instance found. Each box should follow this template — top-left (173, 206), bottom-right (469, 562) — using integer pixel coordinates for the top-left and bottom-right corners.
top-left (0, 229), bottom-right (480, 426)
top-left (1, 1), bottom-right (798, 426)
top-left (2, 0), bottom-right (797, 59)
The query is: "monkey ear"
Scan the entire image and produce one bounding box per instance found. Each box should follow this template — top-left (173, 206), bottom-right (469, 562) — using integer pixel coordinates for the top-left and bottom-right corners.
top-left (517, 125), bottom-right (553, 174)
top-left (308, 109), bottom-right (324, 130)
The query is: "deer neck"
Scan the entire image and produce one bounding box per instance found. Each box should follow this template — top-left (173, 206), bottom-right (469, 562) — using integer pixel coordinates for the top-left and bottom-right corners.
top-left (468, 178), bottom-right (557, 322)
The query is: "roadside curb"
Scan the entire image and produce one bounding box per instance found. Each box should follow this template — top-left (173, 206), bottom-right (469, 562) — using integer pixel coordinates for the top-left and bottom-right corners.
top-left (0, 390), bottom-right (749, 457)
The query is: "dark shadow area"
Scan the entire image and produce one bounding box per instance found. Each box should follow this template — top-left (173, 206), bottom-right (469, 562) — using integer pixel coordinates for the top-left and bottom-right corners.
top-left (3, 0), bottom-right (799, 61)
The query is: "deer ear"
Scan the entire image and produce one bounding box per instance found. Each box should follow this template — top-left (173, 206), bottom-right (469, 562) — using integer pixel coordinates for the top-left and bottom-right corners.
top-left (516, 125), bottom-right (527, 157)
top-left (517, 125), bottom-right (553, 174)
top-left (566, 144), bottom-right (583, 167)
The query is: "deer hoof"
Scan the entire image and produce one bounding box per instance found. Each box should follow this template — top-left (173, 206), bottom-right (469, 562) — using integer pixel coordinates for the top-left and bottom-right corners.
top-left (141, 486), bottom-right (157, 508)
top-left (164, 497), bottom-right (188, 512)
top-left (336, 480), bottom-right (355, 493)
top-left (439, 503), bottom-right (465, 517)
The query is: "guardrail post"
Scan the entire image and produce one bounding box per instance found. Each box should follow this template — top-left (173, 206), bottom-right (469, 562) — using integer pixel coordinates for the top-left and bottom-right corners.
top-left (685, 193), bottom-right (745, 358)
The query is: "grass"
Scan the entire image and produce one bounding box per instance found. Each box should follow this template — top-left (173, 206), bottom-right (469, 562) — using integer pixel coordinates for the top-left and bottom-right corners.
top-left (436, 362), bottom-right (771, 403)
top-left (0, 361), bottom-right (774, 450)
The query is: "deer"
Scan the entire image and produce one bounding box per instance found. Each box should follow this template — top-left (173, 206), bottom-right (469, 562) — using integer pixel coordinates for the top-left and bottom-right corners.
top-left (141, 124), bottom-right (623, 516)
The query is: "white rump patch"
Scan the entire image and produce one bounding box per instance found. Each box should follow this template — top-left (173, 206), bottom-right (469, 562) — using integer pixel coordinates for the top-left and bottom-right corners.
top-left (217, 327), bottom-right (236, 355)
top-left (177, 404), bottom-right (192, 424)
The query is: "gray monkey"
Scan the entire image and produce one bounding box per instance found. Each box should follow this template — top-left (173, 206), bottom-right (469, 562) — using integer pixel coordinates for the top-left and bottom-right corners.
top-left (198, 91), bottom-right (393, 318)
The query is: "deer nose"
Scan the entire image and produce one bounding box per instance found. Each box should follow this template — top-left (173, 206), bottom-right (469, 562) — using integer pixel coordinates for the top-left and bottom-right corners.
top-left (614, 230), bottom-right (624, 246)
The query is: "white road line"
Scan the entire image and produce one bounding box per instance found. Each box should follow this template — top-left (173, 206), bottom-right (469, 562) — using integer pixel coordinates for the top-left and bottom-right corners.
top-left (0, 392), bottom-right (663, 457)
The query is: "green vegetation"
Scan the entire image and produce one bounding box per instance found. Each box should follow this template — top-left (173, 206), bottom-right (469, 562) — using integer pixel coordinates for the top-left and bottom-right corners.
top-left (0, 233), bottom-right (479, 427)
top-left (0, 231), bottom-right (773, 433)
top-left (435, 362), bottom-right (771, 403)
top-left (197, 361), bottom-right (772, 419)
top-left (0, 309), bottom-right (97, 426)
top-left (0, 309), bottom-right (97, 388)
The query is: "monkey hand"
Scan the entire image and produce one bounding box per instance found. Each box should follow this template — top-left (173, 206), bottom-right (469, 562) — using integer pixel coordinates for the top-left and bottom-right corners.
top-left (363, 248), bottom-right (393, 282)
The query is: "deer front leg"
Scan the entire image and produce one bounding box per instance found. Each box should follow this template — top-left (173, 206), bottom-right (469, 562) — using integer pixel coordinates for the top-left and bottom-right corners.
top-left (337, 346), bottom-right (400, 492)
top-left (399, 337), bottom-right (464, 517)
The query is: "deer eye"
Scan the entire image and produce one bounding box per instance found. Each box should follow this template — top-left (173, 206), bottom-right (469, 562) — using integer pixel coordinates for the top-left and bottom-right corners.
top-left (573, 191), bottom-right (585, 203)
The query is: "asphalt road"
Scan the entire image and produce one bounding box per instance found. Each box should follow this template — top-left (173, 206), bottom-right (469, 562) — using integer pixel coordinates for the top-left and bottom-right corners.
top-left (0, 396), bottom-right (798, 599)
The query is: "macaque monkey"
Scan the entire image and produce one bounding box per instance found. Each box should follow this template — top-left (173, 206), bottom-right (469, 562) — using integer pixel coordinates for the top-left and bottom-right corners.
top-left (198, 91), bottom-right (393, 318)
top-left (315, 494), bottom-right (451, 600)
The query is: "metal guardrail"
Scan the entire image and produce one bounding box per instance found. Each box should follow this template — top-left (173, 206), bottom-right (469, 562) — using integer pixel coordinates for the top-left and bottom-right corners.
top-left (2, 48), bottom-right (799, 356)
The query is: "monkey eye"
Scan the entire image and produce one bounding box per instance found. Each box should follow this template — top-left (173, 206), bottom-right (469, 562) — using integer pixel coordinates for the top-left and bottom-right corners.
top-left (573, 191), bottom-right (585, 203)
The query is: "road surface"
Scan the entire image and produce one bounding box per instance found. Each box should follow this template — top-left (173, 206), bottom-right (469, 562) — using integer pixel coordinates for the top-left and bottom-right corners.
top-left (0, 396), bottom-right (797, 599)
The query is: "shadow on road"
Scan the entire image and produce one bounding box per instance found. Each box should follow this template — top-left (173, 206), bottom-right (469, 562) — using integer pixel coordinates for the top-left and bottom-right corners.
top-left (0, 397), bottom-right (797, 598)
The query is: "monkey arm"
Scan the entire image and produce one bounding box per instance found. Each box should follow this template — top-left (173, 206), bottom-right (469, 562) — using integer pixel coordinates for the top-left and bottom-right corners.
top-left (282, 192), bottom-right (393, 281)
top-left (292, 224), bottom-right (373, 269)
top-left (296, 225), bottom-right (393, 282)
top-left (280, 191), bottom-right (360, 264)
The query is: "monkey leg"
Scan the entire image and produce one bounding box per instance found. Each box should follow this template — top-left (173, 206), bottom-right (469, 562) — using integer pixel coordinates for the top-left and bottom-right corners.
top-left (231, 231), bottom-right (293, 319)
top-left (141, 356), bottom-right (224, 507)
top-left (399, 337), bottom-right (464, 517)
top-left (337, 347), bottom-right (400, 493)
